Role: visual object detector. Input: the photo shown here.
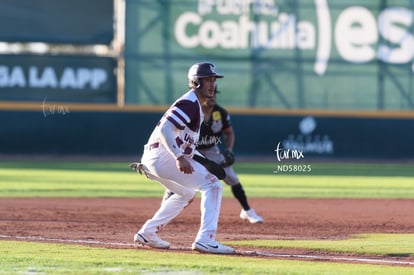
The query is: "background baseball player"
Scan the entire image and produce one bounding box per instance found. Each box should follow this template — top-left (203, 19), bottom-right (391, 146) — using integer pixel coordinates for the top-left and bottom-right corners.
top-left (197, 88), bottom-right (264, 223)
top-left (131, 62), bottom-right (234, 254)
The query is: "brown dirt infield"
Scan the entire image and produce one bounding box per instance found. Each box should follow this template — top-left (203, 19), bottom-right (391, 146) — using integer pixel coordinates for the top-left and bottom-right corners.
top-left (1, 197), bottom-right (414, 265)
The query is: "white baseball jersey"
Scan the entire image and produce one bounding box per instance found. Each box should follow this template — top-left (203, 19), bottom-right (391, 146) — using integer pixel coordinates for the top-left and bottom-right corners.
top-left (147, 90), bottom-right (203, 159)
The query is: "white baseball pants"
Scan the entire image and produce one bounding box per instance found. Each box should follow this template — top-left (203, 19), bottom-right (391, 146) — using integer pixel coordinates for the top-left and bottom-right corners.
top-left (138, 144), bottom-right (223, 243)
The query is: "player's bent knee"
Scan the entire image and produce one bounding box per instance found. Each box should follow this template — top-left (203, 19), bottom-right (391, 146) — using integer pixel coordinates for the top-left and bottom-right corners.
top-left (185, 194), bottom-right (197, 208)
top-left (212, 181), bottom-right (223, 191)
top-left (182, 189), bottom-right (197, 201)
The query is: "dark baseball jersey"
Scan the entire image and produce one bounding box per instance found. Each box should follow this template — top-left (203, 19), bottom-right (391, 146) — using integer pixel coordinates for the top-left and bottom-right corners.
top-left (197, 104), bottom-right (231, 149)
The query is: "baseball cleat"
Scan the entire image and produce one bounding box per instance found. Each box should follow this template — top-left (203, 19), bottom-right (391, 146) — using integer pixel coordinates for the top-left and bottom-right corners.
top-left (134, 232), bottom-right (170, 249)
top-left (240, 208), bottom-right (264, 224)
top-left (192, 240), bottom-right (235, 254)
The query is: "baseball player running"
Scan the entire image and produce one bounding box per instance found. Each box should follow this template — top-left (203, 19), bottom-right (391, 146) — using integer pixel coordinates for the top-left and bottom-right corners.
top-left (131, 62), bottom-right (234, 254)
top-left (197, 88), bottom-right (264, 223)
top-left (164, 88), bottom-right (263, 223)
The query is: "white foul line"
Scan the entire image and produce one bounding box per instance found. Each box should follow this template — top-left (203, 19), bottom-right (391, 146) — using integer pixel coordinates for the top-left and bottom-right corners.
top-left (240, 250), bottom-right (414, 266)
top-left (0, 235), bottom-right (135, 247)
top-left (1, 235), bottom-right (413, 266)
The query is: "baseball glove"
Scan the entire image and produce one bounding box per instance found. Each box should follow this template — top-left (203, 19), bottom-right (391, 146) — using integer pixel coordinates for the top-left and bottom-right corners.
top-left (220, 150), bottom-right (235, 168)
top-left (193, 154), bottom-right (226, 180)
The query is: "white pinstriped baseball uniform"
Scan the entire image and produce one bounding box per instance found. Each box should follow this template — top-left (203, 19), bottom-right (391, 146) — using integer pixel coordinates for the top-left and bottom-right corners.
top-left (138, 90), bottom-right (224, 243)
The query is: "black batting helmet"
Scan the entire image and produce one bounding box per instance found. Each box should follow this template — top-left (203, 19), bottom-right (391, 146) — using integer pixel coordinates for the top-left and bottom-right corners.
top-left (188, 62), bottom-right (223, 89)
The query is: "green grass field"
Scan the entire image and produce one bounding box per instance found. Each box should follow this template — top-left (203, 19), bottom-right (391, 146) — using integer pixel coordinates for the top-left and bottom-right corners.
top-left (1, 160), bottom-right (414, 274)
top-left (1, 160), bottom-right (414, 198)
top-left (1, 236), bottom-right (414, 275)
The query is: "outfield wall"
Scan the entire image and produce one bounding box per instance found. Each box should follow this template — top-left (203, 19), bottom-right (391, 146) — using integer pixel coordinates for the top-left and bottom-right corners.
top-left (124, 0), bottom-right (414, 111)
top-left (1, 108), bottom-right (413, 159)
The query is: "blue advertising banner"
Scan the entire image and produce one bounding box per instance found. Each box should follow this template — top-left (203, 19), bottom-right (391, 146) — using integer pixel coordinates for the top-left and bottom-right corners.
top-left (0, 0), bottom-right (114, 44)
top-left (0, 110), bottom-right (412, 159)
top-left (0, 54), bottom-right (117, 103)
